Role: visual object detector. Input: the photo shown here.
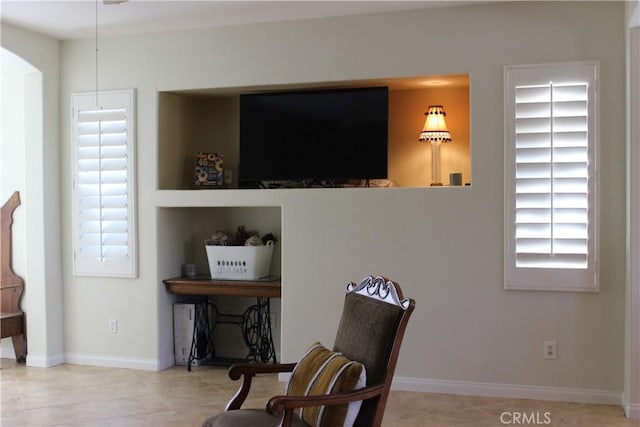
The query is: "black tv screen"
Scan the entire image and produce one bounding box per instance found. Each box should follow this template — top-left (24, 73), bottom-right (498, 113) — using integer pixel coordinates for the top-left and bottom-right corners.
top-left (239, 86), bottom-right (388, 184)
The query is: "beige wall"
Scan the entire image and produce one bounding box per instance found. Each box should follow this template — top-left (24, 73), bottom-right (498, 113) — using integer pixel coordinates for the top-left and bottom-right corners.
top-left (1, 24), bottom-right (63, 366)
top-left (9, 0), bottom-right (627, 397)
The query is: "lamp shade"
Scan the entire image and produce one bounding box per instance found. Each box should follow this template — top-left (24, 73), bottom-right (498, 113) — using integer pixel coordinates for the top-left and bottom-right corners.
top-left (419, 105), bottom-right (451, 143)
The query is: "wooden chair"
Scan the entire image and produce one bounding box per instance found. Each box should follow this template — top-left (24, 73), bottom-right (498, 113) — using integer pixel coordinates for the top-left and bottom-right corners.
top-left (1, 192), bottom-right (26, 362)
top-left (203, 276), bottom-right (415, 427)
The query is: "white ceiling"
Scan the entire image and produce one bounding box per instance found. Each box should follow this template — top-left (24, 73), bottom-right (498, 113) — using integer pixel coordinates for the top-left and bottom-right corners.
top-left (0, 0), bottom-right (482, 41)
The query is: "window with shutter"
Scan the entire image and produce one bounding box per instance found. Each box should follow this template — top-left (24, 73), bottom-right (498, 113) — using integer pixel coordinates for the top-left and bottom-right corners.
top-left (504, 63), bottom-right (597, 291)
top-left (72, 90), bottom-right (137, 278)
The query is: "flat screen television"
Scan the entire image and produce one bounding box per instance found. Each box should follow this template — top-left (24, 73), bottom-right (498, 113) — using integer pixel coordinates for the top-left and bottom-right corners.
top-left (239, 86), bottom-right (388, 185)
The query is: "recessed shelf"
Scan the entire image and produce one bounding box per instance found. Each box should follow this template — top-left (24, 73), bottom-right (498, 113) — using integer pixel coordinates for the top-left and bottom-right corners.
top-left (155, 189), bottom-right (288, 208)
top-left (157, 76), bottom-right (471, 191)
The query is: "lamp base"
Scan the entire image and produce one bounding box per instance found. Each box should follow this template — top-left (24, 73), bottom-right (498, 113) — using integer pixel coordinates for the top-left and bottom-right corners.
top-left (430, 183), bottom-right (443, 187)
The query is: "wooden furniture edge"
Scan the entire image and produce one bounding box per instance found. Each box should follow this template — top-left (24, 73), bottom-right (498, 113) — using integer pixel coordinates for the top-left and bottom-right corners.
top-left (163, 277), bottom-right (281, 298)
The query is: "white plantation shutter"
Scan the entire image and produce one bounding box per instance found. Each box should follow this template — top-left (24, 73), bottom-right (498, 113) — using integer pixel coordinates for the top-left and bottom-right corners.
top-left (72, 90), bottom-right (137, 277)
top-left (505, 63), bottom-right (597, 291)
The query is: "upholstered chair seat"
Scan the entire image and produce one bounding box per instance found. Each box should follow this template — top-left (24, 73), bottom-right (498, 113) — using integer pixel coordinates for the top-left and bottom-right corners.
top-left (203, 409), bottom-right (308, 427)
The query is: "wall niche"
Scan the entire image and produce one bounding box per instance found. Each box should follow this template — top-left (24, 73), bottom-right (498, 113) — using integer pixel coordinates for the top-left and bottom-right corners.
top-left (158, 75), bottom-right (470, 190)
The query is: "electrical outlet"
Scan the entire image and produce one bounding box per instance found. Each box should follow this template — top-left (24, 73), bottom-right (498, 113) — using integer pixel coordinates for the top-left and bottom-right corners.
top-left (544, 340), bottom-right (557, 359)
top-left (224, 170), bottom-right (233, 185)
top-left (109, 319), bottom-right (118, 334)
top-left (269, 313), bottom-right (278, 329)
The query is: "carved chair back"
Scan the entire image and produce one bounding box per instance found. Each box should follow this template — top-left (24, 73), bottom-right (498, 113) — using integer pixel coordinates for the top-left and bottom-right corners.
top-left (0, 192), bottom-right (26, 361)
top-left (332, 276), bottom-right (415, 427)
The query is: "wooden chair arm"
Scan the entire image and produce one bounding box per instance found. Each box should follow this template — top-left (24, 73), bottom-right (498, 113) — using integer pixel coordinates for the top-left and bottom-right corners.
top-left (228, 362), bottom-right (296, 380)
top-left (266, 384), bottom-right (385, 425)
top-left (225, 363), bottom-right (297, 410)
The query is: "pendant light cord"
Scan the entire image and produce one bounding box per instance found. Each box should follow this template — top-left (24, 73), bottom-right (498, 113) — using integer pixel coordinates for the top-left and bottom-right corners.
top-left (95, 0), bottom-right (99, 106)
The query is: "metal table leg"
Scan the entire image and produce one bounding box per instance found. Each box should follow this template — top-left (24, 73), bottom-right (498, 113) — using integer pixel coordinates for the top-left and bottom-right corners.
top-left (242, 297), bottom-right (276, 363)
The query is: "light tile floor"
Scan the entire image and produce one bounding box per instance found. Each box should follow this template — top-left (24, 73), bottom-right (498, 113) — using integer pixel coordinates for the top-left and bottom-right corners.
top-left (1, 358), bottom-right (637, 426)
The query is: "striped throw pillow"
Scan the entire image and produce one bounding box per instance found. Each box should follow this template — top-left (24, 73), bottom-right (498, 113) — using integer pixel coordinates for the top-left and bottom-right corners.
top-left (286, 342), bottom-right (366, 427)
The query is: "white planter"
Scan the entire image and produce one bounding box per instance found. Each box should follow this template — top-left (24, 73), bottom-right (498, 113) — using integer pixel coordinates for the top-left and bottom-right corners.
top-left (206, 242), bottom-right (274, 280)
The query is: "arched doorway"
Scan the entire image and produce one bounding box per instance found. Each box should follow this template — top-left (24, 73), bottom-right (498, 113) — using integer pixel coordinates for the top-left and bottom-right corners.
top-left (1, 47), bottom-right (54, 366)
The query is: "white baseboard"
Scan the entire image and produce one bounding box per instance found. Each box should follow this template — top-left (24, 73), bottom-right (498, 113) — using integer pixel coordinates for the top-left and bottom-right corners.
top-left (65, 353), bottom-right (175, 372)
top-left (157, 354), bottom-right (176, 371)
top-left (624, 402), bottom-right (640, 419)
top-left (278, 373), bottom-right (624, 408)
top-left (279, 372), bottom-right (291, 383)
top-left (2, 339), bottom-right (65, 367)
top-left (391, 376), bottom-right (621, 406)
top-left (278, 373), bottom-right (622, 407)
top-left (26, 353), bottom-right (65, 368)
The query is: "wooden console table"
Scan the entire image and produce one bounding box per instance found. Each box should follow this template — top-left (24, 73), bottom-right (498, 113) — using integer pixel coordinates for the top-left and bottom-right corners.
top-left (163, 276), bottom-right (280, 298)
top-left (163, 276), bottom-right (281, 369)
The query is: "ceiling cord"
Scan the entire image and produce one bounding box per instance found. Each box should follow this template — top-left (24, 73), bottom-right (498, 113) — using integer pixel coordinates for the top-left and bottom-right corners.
top-left (95, 0), bottom-right (99, 107)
